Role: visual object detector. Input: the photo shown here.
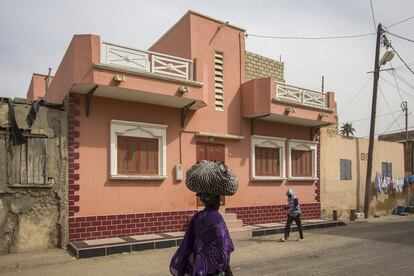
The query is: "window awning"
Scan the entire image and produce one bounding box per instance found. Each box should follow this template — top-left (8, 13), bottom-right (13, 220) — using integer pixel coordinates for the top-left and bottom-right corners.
top-left (195, 131), bottom-right (244, 140)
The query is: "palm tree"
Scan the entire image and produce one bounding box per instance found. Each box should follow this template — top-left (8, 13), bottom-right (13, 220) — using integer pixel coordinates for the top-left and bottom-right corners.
top-left (339, 123), bottom-right (356, 137)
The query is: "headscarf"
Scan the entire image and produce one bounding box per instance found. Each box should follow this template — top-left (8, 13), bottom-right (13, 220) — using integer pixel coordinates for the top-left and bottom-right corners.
top-left (286, 188), bottom-right (296, 198)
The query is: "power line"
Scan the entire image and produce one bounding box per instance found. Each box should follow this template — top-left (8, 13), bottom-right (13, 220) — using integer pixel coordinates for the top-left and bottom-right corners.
top-left (345, 110), bottom-right (401, 123)
top-left (387, 15), bottom-right (414, 28)
top-left (380, 75), bottom-right (414, 101)
top-left (338, 77), bottom-right (371, 115)
top-left (385, 31), bottom-right (414, 43)
top-left (394, 73), bottom-right (414, 91)
top-left (245, 32), bottom-right (375, 40)
top-left (387, 63), bottom-right (405, 102)
top-left (378, 111), bottom-right (404, 135)
top-left (245, 15), bottom-right (414, 41)
top-left (378, 85), bottom-right (404, 130)
top-left (358, 123), bottom-right (414, 138)
top-left (389, 44), bottom-right (414, 77)
top-left (370, 0), bottom-right (377, 30)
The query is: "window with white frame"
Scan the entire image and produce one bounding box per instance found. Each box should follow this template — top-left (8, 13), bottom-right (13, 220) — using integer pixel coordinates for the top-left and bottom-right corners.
top-left (288, 139), bottom-right (318, 180)
top-left (251, 135), bottom-right (286, 180)
top-left (110, 120), bottom-right (167, 180)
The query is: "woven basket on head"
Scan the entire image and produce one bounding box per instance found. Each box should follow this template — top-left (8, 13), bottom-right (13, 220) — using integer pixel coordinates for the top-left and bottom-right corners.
top-left (185, 160), bottom-right (239, 196)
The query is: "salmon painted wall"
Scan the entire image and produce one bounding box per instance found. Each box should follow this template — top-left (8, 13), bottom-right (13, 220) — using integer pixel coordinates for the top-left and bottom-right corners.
top-left (149, 15), bottom-right (192, 59)
top-left (76, 95), bottom-right (199, 216)
top-left (76, 94), bottom-right (317, 216)
top-left (26, 74), bottom-right (51, 100)
top-left (45, 35), bottom-right (100, 104)
top-left (150, 12), bottom-right (245, 135)
top-left (185, 14), bottom-right (245, 135)
top-left (72, 13), bottom-right (318, 216)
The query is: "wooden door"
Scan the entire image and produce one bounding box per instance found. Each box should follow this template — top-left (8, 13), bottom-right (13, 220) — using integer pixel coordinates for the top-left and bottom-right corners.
top-left (196, 143), bottom-right (225, 206)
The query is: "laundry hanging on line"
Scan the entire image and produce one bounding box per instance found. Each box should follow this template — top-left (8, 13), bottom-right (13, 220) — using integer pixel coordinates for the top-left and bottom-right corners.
top-left (375, 171), bottom-right (407, 194)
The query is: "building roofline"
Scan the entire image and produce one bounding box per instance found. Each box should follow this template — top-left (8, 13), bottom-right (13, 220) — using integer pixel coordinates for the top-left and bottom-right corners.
top-left (378, 129), bottom-right (414, 142)
top-left (32, 73), bottom-right (54, 78)
top-left (149, 10), bottom-right (245, 50)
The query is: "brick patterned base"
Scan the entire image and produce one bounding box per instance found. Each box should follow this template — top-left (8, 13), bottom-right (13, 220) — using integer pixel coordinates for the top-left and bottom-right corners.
top-left (315, 141), bottom-right (321, 202)
top-left (69, 210), bottom-right (197, 241)
top-left (68, 94), bottom-right (81, 217)
top-left (226, 203), bottom-right (321, 225)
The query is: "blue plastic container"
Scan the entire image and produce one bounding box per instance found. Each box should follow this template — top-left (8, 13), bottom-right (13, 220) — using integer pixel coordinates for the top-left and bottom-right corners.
top-left (396, 206), bottom-right (405, 215)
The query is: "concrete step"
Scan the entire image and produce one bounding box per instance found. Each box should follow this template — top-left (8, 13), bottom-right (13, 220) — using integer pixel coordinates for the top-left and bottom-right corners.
top-left (224, 219), bottom-right (243, 229)
top-left (221, 213), bottom-right (238, 220)
top-left (229, 227), bottom-right (252, 240)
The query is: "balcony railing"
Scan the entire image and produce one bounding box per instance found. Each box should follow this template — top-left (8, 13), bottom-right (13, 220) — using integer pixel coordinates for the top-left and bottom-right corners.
top-left (275, 82), bottom-right (326, 108)
top-left (101, 41), bottom-right (194, 80)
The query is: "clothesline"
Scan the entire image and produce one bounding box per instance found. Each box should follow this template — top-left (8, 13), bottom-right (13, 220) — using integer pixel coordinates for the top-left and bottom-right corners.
top-left (375, 172), bottom-right (414, 194)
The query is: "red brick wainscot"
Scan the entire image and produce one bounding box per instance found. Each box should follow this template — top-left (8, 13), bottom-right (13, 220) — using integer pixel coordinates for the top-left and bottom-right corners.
top-left (69, 210), bottom-right (198, 242)
top-left (225, 203), bottom-right (321, 225)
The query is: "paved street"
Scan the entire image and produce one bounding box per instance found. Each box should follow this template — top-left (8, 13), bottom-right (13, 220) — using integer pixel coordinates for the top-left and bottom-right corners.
top-left (1, 216), bottom-right (413, 276)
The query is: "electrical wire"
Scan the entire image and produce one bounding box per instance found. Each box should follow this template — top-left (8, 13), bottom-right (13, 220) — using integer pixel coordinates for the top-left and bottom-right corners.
top-left (378, 85), bottom-right (404, 130)
top-left (378, 111), bottom-right (404, 135)
top-left (338, 77), bottom-right (371, 115)
top-left (393, 73), bottom-right (414, 91)
top-left (359, 122), bottom-right (414, 138)
top-left (389, 44), bottom-right (414, 77)
top-left (385, 31), bottom-right (414, 43)
top-left (245, 14), bottom-right (414, 41)
top-left (345, 110), bottom-right (401, 123)
top-left (370, 0), bottom-right (377, 31)
top-left (387, 63), bottom-right (405, 102)
top-left (380, 75), bottom-right (414, 101)
top-left (245, 32), bottom-right (375, 40)
top-left (387, 15), bottom-right (414, 28)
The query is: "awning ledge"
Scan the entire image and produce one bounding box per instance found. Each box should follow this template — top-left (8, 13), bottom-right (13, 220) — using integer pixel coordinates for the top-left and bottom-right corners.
top-left (195, 131), bottom-right (244, 140)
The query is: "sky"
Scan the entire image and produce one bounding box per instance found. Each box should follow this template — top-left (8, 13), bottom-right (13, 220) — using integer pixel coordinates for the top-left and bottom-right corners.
top-left (1, 0), bottom-right (413, 137)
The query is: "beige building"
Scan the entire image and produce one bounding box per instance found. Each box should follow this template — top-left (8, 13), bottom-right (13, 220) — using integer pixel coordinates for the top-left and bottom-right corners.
top-left (320, 129), bottom-right (411, 220)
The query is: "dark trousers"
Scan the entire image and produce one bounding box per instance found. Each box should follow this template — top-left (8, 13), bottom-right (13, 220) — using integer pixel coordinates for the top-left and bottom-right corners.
top-left (284, 214), bottom-right (304, 239)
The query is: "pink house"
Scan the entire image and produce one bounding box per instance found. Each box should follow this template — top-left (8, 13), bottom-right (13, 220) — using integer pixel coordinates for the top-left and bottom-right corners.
top-left (27, 10), bottom-right (336, 242)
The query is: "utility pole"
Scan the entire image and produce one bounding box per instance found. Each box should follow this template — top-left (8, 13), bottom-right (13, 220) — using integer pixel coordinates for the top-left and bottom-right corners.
top-left (401, 101), bottom-right (408, 142)
top-left (364, 23), bottom-right (383, 219)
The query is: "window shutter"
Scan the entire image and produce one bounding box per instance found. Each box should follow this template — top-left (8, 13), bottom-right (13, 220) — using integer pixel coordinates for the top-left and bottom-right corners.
top-left (117, 136), bottom-right (158, 175)
top-left (382, 162), bottom-right (392, 178)
top-left (214, 51), bottom-right (224, 111)
top-left (340, 159), bottom-right (352, 180)
top-left (255, 147), bottom-right (280, 176)
top-left (292, 150), bottom-right (312, 177)
top-left (8, 137), bottom-right (48, 187)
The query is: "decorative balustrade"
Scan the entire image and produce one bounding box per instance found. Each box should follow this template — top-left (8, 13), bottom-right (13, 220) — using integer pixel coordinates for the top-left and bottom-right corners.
top-left (275, 82), bottom-right (327, 108)
top-left (102, 41), bottom-right (194, 80)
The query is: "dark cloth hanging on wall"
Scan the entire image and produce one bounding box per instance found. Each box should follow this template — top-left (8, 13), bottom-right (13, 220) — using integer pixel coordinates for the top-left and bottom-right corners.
top-left (25, 99), bottom-right (64, 128)
top-left (8, 98), bottom-right (27, 145)
top-left (26, 100), bottom-right (41, 128)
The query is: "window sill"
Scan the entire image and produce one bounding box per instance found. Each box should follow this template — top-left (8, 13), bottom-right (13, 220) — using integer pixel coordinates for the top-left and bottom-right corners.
top-left (251, 176), bottom-right (287, 181)
top-left (288, 177), bottom-right (318, 181)
top-left (110, 175), bottom-right (167, 180)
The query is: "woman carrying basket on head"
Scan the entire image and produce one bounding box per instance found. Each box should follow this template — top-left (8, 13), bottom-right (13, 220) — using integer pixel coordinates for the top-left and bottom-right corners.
top-left (170, 160), bottom-right (238, 276)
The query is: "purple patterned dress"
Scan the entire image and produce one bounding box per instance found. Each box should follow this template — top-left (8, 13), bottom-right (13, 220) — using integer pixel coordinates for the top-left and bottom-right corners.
top-left (170, 207), bottom-right (234, 276)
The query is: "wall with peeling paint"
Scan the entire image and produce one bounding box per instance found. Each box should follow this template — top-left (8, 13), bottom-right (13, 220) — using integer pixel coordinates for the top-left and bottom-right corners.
top-left (0, 98), bottom-right (67, 254)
